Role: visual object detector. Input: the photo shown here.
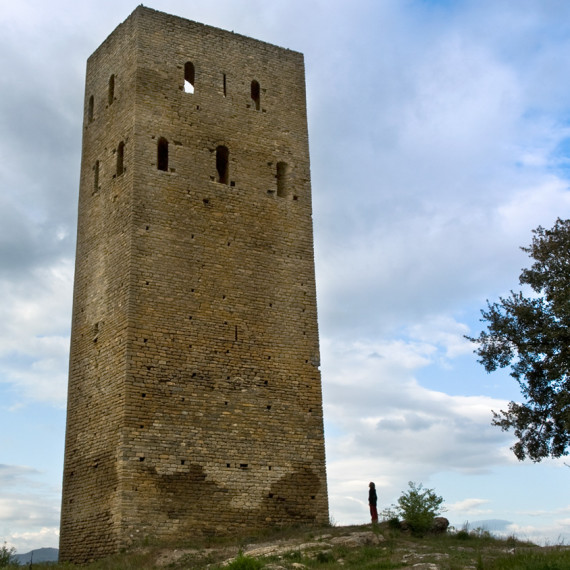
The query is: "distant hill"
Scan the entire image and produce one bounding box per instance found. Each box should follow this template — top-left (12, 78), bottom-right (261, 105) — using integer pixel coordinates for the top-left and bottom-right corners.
top-left (14, 547), bottom-right (58, 565)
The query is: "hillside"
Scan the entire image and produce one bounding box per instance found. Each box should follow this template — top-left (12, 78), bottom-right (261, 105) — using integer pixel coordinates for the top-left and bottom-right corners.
top-left (31, 523), bottom-right (570, 569)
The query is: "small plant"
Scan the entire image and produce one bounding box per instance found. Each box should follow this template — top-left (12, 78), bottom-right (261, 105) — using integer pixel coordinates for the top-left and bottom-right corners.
top-left (396, 481), bottom-right (444, 537)
top-left (455, 529), bottom-right (471, 540)
top-left (223, 551), bottom-right (265, 569)
top-left (283, 550), bottom-right (302, 560)
top-left (454, 522), bottom-right (472, 540)
top-left (380, 506), bottom-right (401, 530)
top-left (0, 543), bottom-right (16, 568)
top-left (315, 550), bottom-right (335, 563)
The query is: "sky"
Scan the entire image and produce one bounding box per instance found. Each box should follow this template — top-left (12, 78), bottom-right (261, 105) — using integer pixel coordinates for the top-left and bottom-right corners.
top-left (1, 0), bottom-right (570, 554)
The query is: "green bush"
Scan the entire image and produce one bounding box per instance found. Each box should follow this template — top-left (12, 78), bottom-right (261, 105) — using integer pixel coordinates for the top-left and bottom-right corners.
top-left (315, 550), bottom-right (335, 563)
top-left (224, 551), bottom-right (265, 569)
top-left (0, 543), bottom-right (16, 568)
top-left (396, 481), bottom-right (444, 537)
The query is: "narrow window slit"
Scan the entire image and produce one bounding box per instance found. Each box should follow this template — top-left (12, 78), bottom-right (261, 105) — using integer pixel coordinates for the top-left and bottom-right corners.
top-left (251, 80), bottom-right (260, 110)
top-left (116, 141), bottom-right (125, 176)
top-left (276, 162), bottom-right (290, 197)
top-left (93, 160), bottom-right (99, 192)
top-left (108, 74), bottom-right (115, 105)
top-left (184, 61), bottom-right (195, 93)
top-left (157, 137), bottom-right (169, 171)
top-left (216, 146), bottom-right (229, 184)
top-left (88, 95), bottom-right (94, 123)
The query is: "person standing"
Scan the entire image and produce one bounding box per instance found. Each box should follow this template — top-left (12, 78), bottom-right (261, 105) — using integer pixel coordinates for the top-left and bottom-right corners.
top-left (368, 481), bottom-right (378, 523)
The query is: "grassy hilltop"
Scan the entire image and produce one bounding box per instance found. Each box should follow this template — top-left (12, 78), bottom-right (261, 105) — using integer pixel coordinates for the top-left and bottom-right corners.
top-left (6, 522), bottom-right (570, 569)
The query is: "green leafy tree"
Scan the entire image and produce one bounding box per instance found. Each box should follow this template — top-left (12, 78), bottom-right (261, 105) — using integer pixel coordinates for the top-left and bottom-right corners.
top-left (468, 218), bottom-right (570, 461)
top-left (396, 481), bottom-right (444, 536)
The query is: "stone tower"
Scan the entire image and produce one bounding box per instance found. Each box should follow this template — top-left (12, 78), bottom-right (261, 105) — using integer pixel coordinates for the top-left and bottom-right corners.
top-left (60, 6), bottom-right (328, 563)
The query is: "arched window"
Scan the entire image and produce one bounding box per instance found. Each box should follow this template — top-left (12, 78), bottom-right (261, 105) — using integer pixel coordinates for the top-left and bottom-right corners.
top-left (216, 145), bottom-right (229, 184)
top-left (276, 162), bottom-right (290, 197)
top-left (157, 137), bottom-right (168, 172)
top-left (88, 95), bottom-right (94, 123)
top-left (116, 141), bottom-right (125, 176)
top-left (108, 74), bottom-right (115, 105)
top-left (93, 160), bottom-right (100, 192)
top-left (184, 62), bottom-right (195, 94)
top-left (251, 80), bottom-right (260, 110)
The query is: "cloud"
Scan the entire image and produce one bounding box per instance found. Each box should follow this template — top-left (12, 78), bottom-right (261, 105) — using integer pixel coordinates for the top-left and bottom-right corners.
top-left (0, 497), bottom-right (59, 528)
top-left (0, 465), bottom-right (41, 488)
top-left (3, 525), bottom-right (60, 554)
top-left (447, 498), bottom-right (492, 515)
top-left (0, 260), bottom-right (73, 405)
top-left (503, 520), bottom-right (570, 545)
top-left (0, 464), bottom-right (60, 552)
top-left (322, 335), bottom-right (515, 525)
top-left (518, 505), bottom-right (570, 518)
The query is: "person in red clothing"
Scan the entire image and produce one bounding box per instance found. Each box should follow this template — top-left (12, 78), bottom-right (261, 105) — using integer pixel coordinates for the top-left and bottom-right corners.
top-left (368, 481), bottom-right (378, 523)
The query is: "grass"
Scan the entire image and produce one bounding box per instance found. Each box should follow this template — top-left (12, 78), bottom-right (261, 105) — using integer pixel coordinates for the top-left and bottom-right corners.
top-left (7, 523), bottom-right (570, 569)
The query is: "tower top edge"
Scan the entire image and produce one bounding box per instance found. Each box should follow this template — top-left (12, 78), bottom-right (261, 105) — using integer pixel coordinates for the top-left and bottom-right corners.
top-left (89, 4), bottom-right (304, 63)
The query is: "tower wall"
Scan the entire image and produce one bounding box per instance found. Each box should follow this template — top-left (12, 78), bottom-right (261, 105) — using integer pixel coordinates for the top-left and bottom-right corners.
top-left (61, 7), bottom-right (328, 563)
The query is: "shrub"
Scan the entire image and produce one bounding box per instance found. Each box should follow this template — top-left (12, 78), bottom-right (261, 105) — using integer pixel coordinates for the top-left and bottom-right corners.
top-left (224, 551), bottom-right (265, 569)
top-left (0, 543), bottom-right (16, 568)
top-left (396, 481), bottom-right (444, 537)
top-left (380, 507), bottom-right (401, 530)
top-left (315, 550), bottom-right (335, 563)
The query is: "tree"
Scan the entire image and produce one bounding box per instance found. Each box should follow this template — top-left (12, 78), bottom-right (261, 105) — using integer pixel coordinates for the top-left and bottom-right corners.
top-left (396, 481), bottom-right (444, 536)
top-left (468, 218), bottom-right (570, 461)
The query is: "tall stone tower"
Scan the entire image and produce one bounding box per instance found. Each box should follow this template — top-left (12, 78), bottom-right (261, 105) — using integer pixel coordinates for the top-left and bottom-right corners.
top-left (60, 6), bottom-right (328, 563)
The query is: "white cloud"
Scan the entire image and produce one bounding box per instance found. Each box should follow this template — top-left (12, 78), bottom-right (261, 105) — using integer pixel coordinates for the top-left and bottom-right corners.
top-left (0, 473), bottom-right (60, 552)
top-left (448, 498), bottom-right (492, 515)
top-left (3, 526), bottom-right (60, 554)
top-left (322, 335), bottom-right (516, 526)
top-left (503, 521), bottom-right (570, 545)
top-left (0, 260), bottom-right (72, 405)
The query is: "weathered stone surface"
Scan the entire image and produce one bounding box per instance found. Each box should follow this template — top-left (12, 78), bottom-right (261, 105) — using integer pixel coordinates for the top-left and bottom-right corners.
top-left (431, 517), bottom-right (450, 534)
top-left (60, 6), bottom-right (328, 564)
top-left (329, 531), bottom-right (385, 547)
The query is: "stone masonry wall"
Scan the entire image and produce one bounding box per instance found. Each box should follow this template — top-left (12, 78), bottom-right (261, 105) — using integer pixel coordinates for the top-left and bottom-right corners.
top-left (60, 7), bottom-right (328, 564)
top-left (59, 12), bottom-right (139, 562)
